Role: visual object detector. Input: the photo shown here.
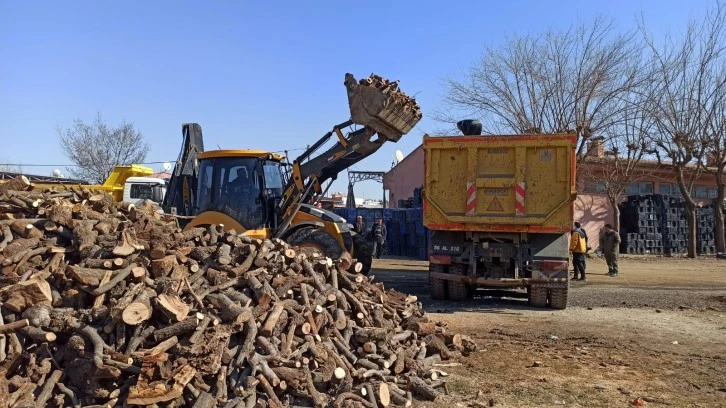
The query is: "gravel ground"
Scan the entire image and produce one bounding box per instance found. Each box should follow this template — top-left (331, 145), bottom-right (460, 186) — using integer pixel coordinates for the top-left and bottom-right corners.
top-left (568, 285), bottom-right (726, 311)
top-left (370, 258), bottom-right (726, 312)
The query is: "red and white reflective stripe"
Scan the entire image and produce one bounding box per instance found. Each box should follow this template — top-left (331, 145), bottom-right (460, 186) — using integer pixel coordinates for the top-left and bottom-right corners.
top-left (515, 181), bottom-right (526, 216)
top-left (466, 181), bottom-right (476, 215)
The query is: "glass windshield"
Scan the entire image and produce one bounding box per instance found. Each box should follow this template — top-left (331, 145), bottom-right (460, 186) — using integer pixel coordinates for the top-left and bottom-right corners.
top-left (196, 157), bottom-right (265, 229)
top-left (263, 161), bottom-right (284, 197)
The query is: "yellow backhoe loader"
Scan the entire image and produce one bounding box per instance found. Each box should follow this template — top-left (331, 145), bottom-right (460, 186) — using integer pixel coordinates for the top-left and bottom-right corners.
top-left (162, 73), bottom-right (421, 274)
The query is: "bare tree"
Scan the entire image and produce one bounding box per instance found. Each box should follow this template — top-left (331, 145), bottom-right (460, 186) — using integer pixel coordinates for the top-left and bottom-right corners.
top-left (703, 80), bottom-right (726, 253)
top-left (58, 113), bottom-right (150, 183)
top-left (581, 87), bottom-right (656, 233)
top-left (641, 1), bottom-right (726, 258)
top-left (436, 16), bottom-right (642, 161)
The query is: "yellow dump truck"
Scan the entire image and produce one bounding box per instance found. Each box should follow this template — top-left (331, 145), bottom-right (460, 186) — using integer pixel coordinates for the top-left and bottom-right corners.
top-left (0, 165), bottom-right (167, 205)
top-left (423, 133), bottom-right (577, 309)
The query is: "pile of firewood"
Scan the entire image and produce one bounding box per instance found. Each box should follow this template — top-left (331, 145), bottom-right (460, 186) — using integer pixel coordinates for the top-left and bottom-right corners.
top-left (0, 176), bottom-right (475, 408)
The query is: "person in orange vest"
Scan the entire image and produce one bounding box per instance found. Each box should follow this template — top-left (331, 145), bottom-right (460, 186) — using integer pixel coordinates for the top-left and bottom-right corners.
top-left (570, 221), bottom-right (588, 281)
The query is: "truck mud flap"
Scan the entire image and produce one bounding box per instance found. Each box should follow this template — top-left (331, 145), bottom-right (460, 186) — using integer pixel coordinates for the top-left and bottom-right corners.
top-left (428, 271), bottom-right (567, 287)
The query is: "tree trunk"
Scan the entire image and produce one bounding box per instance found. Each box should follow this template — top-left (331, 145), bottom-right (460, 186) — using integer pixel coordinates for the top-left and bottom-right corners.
top-left (686, 203), bottom-right (697, 258)
top-left (715, 176), bottom-right (725, 254)
top-left (715, 202), bottom-right (725, 254)
top-left (609, 196), bottom-right (621, 237)
top-left (676, 168), bottom-right (699, 259)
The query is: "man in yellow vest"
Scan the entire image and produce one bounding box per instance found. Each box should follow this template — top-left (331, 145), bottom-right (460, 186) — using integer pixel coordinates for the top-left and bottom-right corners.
top-left (570, 222), bottom-right (588, 281)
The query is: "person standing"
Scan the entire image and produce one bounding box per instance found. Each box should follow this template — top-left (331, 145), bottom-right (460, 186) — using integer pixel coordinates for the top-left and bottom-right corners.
top-left (353, 215), bottom-right (366, 235)
top-left (600, 224), bottom-right (622, 276)
top-left (570, 222), bottom-right (587, 281)
top-left (371, 217), bottom-right (387, 259)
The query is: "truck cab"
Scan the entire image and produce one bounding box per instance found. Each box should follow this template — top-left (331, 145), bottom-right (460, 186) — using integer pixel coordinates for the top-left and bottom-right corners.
top-left (121, 177), bottom-right (167, 206)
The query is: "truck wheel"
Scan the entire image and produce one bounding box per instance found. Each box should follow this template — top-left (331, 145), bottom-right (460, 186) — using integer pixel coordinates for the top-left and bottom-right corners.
top-left (528, 287), bottom-right (548, 308)
top-left (429, 264), bottom-right (447, 300)
top-left (285, 228), bottom-right (344, 260)
top-left (549, 288), bottom-right (568, 310)
top-left (350, 233), bottom-right (372, 275)
top-left (447, 264), bottom-right (470, 301)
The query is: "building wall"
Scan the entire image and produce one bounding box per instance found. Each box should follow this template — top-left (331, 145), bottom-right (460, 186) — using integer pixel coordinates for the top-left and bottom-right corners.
top-left (383, 145), bottom-right (423, 208)
top-left (575, 168), bottom-right (718, 250)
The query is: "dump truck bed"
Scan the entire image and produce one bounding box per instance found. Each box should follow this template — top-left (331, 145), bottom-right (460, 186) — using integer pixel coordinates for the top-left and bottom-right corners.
top-left (423, 134), bottom-right (577, 234)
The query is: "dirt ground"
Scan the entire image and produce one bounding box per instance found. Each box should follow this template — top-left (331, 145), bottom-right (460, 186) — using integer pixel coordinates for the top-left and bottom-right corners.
top-left (371, 256), bottom-right (726, 408)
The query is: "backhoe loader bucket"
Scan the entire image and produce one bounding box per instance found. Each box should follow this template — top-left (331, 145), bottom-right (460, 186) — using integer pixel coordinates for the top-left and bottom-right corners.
top-left (345, 73), bottom-right (422, 142)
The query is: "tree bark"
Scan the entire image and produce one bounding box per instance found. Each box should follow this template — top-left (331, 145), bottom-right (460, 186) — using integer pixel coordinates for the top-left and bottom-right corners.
top-left (676, 168), bottom-right (699, 258)
top-left (609, 195), bottom-right (621, 238)
top-left (714, 177), bottom-right (725, 253)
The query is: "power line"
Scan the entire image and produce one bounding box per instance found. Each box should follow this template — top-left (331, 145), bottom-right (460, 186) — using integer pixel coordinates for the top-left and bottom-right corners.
top-left (1, 146), bottom-right (317, 168)
top-left (0, 160), bottom-right (176, 168)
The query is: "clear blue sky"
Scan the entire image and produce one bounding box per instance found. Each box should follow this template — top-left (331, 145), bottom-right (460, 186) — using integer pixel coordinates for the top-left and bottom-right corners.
top-left (0, 0), bottom-right (713, 198)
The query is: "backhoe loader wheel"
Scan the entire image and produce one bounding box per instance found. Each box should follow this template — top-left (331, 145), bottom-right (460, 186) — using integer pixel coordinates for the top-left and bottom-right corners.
top-left (285, 228), bottom-right (344, 260)
top-left (351, 233), bottom-right (372, 275)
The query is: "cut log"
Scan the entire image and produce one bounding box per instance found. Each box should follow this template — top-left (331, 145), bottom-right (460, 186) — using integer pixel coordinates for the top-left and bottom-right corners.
top-left (113, 228), bottom-right (144, 256)
top-left (378, 382), bottom-right (391, 407)
top-left (0, 318), bottom-right (29, 334)
top-left (18, 325), bottom-right (56, 342)
top-left (151, 254), bottom-right (177, 278)
top-left (407, 376), bottom-right (439, 401)
top-left (67, 265), bottom-right (108, 286)
top-left (409, 322), bottom-right (437, 336)
top-left (260, 303), bottom-right (285, 337)
top-left (337, 251), bottom-right (353, 271)
top-left (153, 317), bottom-right (198, 342)
top-left (122, 291), bottom-right (153, 325)
top-left (10, 220), bottom-right (43, 239)
top-left (2, 237), bottom-right (40, 258)
top-left (132, 266), bottom-right (146, 282)
top-left (0, 278), bottom-right (52, 312)
top-left (0, 175), bottom-right (30, 195)
top-left (157, 293), bottom-right (190, 322)
top-left (209, 294), bottom-right (253, 324)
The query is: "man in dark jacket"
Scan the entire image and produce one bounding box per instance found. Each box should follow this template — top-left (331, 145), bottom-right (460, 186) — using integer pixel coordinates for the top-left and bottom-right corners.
top-left (371, 217), bottom-right (387, 259)
top-left (353, 216), bottom-right (366, 236)
top-left (600, 224), bottom-right (622, 276)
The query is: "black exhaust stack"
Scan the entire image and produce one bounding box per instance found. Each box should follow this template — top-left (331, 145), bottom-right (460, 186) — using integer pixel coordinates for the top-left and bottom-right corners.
top-left (456, 119), bottom-right (482, 136)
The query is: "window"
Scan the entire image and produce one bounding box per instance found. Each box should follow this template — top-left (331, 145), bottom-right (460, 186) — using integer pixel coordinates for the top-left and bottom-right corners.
top-left (130, 184), bottom-right (154, 200)
top-left (660, 183), bottom-right (680, 197)
top-left (583, 179), bottom-right (607, 193)
top-left (196, 157), bottom-right (264, 229)
top-left (263, 161), bottom-right (284, 196)
top-left (625, 182), bottom-right (653, 195)
top-left (692, 186), bottom-right (718, 199)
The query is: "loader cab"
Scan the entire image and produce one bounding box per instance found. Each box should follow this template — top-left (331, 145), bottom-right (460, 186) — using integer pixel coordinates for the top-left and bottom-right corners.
top-left (195, 150), bottom-right (286, 232)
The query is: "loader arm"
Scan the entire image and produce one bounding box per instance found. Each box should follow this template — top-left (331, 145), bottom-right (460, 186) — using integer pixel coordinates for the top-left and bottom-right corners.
top-left (162, 123), bottom-right (205, 217)
top-left (276, 73), bottom-right (422, 225)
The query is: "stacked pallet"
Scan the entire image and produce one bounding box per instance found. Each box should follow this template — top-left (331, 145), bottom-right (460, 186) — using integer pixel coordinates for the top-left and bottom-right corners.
top-left (619, 195), bottom-right (664, 255)
top-left (659, 196), bottom-right (688, 256)
top-left (696, 206), bottom-right (716, 255)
